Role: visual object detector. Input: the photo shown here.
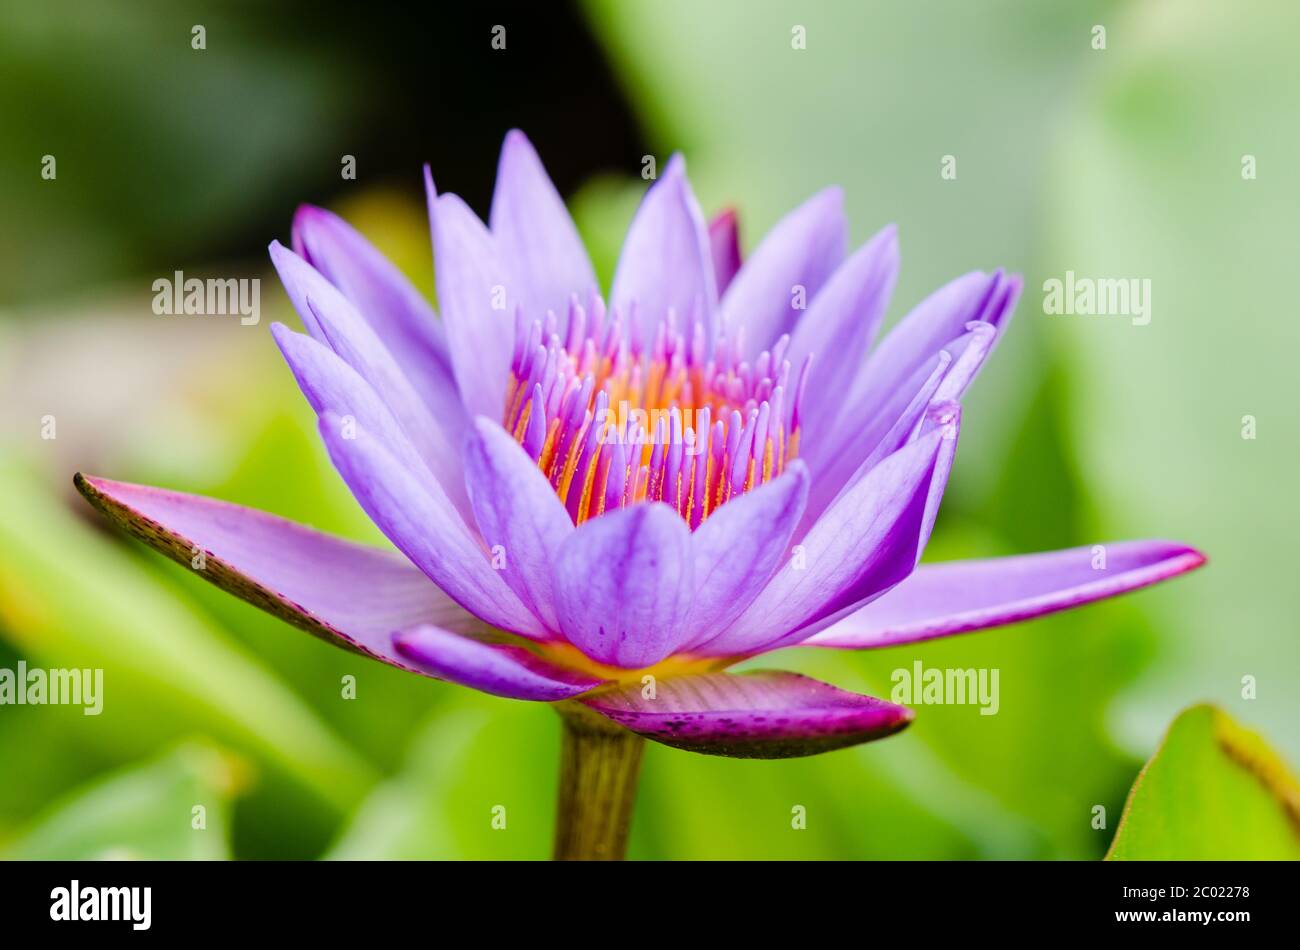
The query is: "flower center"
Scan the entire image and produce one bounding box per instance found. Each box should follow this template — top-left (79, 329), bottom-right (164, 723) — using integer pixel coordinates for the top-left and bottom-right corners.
top-left (504, 294), bottom-right (809, 529)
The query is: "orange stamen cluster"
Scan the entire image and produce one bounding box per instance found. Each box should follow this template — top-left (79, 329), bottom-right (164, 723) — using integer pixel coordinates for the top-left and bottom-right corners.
top-left (504, 293), bottom-right (810, 529)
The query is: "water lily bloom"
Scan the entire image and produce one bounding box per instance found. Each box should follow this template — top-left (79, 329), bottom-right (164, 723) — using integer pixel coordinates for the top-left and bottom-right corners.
top-left (76, 130), bottom-right (1203, 856)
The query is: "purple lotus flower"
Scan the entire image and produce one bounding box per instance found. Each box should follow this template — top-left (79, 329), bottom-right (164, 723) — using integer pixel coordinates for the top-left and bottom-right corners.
top-left (76, 130), bottom-right (1203, 858)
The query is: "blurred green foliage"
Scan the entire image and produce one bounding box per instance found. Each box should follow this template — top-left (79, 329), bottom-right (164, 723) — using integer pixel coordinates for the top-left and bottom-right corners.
top-left (3, 742), bottom-right (243, 861)
top-left (0, 0), bottom-right (1295, 859)
top-left (0, 1), bottom-right (355, 304)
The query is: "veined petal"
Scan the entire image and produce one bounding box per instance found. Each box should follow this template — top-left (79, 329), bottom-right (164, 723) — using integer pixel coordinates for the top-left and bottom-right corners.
top-left (489, 129), bottom-right (598, 319)
top-left (721, 187), bottom-right (846, 357)
top-left (463, 417), bottom-right (574, 631)
top-left (73, 474), bottom-right (478, 671)
top-left (801, 348), bottom-right (950, 532)
top-left (703, 419), bottom-right (959, 656)
top-left (579, 671), bottom-right (912, 758)
top-left (431, 192), bottom-right (516, 422)
top-left (844, 269), bottom-right (1021, 418)
top-left (804, 541), bottom-right (1207, 650)
top-left (552, 503), bottom-right (694, 668)
top-left (272, 323), bottom-right (429, 481)
top-left (290, 204), bottom-right (466, 445)
top-left (708, 209), bottom-right (742, 293)
top-left (928, 320), bottom-right (998, 407)
top-left (809, 272), bottom-right (1013, 484)
top-left (806, 317), bottom-right (991, 531)
top-left (270, 242), bottom-right (472, 524)
top-left (317, 411), bottom-right (547, 639)
top-left (611, 154), bottom-right (717, 349)
top-left (787, 224), bottom-right (899, 460)
top-left (683, 462), bottom-right (809, 650)
top-left (393, 625), bottom-right (604, 701)
top-left (913, 403), bottom-right (961, 558)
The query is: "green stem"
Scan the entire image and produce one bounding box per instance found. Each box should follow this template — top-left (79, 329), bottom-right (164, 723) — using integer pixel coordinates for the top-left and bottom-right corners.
top-left (552, 704), bottom-right (645, 861)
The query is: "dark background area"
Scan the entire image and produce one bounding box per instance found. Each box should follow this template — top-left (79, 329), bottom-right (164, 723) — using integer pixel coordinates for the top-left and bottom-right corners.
top-left (0, 0), bottom-right (646, 305)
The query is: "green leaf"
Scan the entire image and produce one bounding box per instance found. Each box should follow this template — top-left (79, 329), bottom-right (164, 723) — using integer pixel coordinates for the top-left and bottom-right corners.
top-left (3, 742), bottom-right (244, 860)
top-left (1107, 705), bottom-right (1300, 860)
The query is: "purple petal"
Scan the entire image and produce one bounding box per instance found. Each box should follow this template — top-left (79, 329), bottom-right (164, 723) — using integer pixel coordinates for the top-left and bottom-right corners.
top-left (804, 541), bottom-right (1207, 650)
top-left (702, 420), bottom-right (959, 656)
top-left (845, 269), bottom-right (1021, 418)
top-left (431, 192), bottom-right (516, 422)
top-left (393, 625), bottom-right (604, 701)
top-left (809, 272), bottom-right (1014, 485)
top-left (913, 403), bottom-right (961, 557)
top-left (463, 417), bottom-right (574, 631)
top-left (290, 204), bottom-right (466, 445)
top-left (707, 209), bottom-right (742, 293)
top-left (721, 187), bottom-right (846, 357)
top-left (683, 463), bottom-right (809, 650)
top-left (801, 348), bottom-right (950, 531)
top-left (580, 671), bottom-right (912, 758)
top-left (552, 503), bottom-right (694, 668)
top-left (787, 224), bottom-right (899, 463)
top-left (611, 155), bottom-right (717, 349)
top-left (73, 474), bottom-right (479, 671)
top-left (489, 129), bottom-right (598, 319)
top-left (272, 323), bottom-right (435, 490)
top-left (269, 242), bottom-right (472, 523)
top-left (317, 411), bottom-right (547, 639)
top-left (804, 312), bottom-right (995, 532)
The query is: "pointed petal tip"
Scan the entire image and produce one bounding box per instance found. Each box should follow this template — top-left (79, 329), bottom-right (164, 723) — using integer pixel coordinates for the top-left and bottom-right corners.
top-left (72, 472), bottom-right (480, 668)
top-left (468, 415), bottom-right (518, 455)
top-left (812, 184), bottom-right (845, 210)
top-left (784, 457), bottom-right (810, 481)
top-left (806, 538), bottom-right (1209, 651)
top-left (495, 129), bottom-right (546, 181)
top-left (73, 471), bottom-right (129, 507)
top-left (422, 163), bottom-right (438, 207)
top-left (1152, 541), bottom-right (1208, 573)
top-left (501, 127), bottom-right (532, 151)
top-left (870, 222), bottom-right (900, 254)
top-left (292, 202), bottom-right (329, 225)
